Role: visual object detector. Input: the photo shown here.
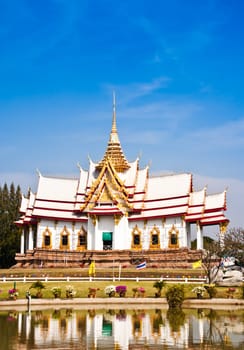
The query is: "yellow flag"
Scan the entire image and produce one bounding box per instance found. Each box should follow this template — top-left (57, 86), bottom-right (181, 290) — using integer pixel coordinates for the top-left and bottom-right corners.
top-left (192, 259), bottom-right (202, 269)
top-left (89, 260), bottom-right (96, 276)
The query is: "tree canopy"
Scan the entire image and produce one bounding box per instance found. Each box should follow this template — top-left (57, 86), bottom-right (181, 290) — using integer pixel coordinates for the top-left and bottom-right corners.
top-left (200, 227), bottom-right (244, 283)
top-left (0, 183), bottom-right (22, 268)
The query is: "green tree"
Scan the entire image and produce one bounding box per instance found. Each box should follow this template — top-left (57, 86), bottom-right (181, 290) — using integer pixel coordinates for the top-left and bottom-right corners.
top-left (201, 239), bottom-right (222, 284)
top-left (222, 227), bottom-right (244, 266)
top-left (191, 236), bottom-right (214, 249)
top-left (0, 183), bottom-right (22, 268)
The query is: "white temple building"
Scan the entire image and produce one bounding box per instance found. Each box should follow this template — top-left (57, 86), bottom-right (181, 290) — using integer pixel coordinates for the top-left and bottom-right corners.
top-left (15, 98), bottom-right (229, 267)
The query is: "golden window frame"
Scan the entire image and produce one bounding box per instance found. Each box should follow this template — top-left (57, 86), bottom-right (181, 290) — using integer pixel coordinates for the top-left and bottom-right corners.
top-left (168, 224), bottom-right (179, 248)
top-left (131, 225), bottom-right (142, 249)
top-left (149, 225), bottom-right (160, 249)
top-left (77, 226), bottom-right (87, 251)
top-left (42, 227), bottom-right (52, 249)
top-left (60, 226), bottom-right (70, 250)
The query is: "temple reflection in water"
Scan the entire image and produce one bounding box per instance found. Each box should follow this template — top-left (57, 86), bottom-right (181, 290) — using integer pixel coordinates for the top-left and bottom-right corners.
top-left (1, 308), bottom-right (243, 349)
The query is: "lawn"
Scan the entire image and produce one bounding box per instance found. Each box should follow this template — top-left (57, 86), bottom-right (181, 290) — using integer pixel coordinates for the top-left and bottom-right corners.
top-left (0, 280), bottom-right (243, 300)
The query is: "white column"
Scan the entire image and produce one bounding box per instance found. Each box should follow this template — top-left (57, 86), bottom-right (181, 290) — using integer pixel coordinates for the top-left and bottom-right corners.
top-left (196, 222), bottom-right (203, 250)
top-left (186, 222), bottom-right (191, 248)
top-left (28, 226), bottom-right (34, 250)
top-left (199, 318), bottom-right (204, 343)
top-left (18, 312), bottom-right (22, 334)
top-left (219, 223), bottom-right (227, 248)
top-left (20, 230), bottom-right (25, 254)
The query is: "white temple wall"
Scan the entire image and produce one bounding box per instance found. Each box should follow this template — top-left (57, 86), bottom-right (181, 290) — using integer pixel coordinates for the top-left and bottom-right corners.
top-left (128, 220), bottom-right (145, 247)
top-left (35, 214), bottom-right (189, 252)
top-left (113, 216), bottom-right (130, 249)
top-left (36, 220), bottom-right (47, 248)
top-left (87, 217), bottom-right (95, 250)
top-left (145, 219), bottom-right (164, 249)
top-left (72, 222), bottom-right (88, 250)
top-left (37, 219), bottom-right (77, 250)
top-left (164, 216), bottom-right (187, 248)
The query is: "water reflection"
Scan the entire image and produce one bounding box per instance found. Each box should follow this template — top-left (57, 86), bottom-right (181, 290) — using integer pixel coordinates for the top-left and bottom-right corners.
top-left (0, 307), bottom-right (243, 349)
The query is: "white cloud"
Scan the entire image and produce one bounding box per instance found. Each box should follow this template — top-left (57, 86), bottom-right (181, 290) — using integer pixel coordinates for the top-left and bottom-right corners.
top-left (190, 118), bottom-right (244, 149)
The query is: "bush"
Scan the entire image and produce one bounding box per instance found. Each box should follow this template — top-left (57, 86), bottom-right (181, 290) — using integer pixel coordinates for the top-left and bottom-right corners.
top-left (165, 284), bottom-right (185, 308)
top-left (167, 308), bottom-right (185, 332)
top-left (241, 283), bottom-right (244, 299)
top-left (65, 285), bottom-right (76, 298)
top-left (104, 285), bottom-right (116, 297)
top-left (153, 280), bottom-right (165, 298)
top-left (51, 286), bottom-right (61, 298)
top-left (192, 286), bottom-right (205, 299)
top-left (115, 285), bottom-right (127, 297)
top-left (30, 281), bottom-right (45, 298)
top-left (203, 284), bottom-right (217, 299)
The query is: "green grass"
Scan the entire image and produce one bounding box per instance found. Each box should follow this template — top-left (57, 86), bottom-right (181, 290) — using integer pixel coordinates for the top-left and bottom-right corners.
top-left (0, 267), bottom-right (205, 278)
top-left (0, 280), bottom-right (243, 300)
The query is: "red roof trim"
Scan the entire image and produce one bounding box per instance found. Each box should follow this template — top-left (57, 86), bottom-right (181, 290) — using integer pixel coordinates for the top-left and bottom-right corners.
top-left (188, 204), bottom-right (204, 208)
top-left (142, 194), bottom-right (189, 204)
top-left (204, 207), bottom-right (224, 213)
top-left (32, 214), bottom-right (88, 222)
top-left (129, 213), bottom-right (181, 221)
top-left (34, 206), bottom-right (75, 213)
top-left (141, 204), bottom-right (187, 212)
top-left (200, 218), bottom-right (229, 226)
top-left (36, 198), bottom-right (76, 204)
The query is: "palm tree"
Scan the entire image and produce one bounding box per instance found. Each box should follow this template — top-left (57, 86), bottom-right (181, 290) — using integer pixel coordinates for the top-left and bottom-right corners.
top-left (153, 280), bottom-right (165, 297)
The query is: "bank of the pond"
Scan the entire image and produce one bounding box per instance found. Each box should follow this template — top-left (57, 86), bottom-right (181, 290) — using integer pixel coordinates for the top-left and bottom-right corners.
top-left (0, 297), bottom-right (244, 311)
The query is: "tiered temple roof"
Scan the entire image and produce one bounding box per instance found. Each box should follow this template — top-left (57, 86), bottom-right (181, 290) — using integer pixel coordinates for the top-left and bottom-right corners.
top-left (17, 99), bottom-right (229, 228)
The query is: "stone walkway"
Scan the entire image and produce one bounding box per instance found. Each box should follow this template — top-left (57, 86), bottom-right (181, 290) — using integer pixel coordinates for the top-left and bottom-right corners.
top-left (0, 297), bottom-right (244, 311)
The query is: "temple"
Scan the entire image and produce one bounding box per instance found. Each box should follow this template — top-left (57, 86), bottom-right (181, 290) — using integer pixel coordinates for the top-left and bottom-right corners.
top-left (15, 98), bottom-right (229, 268)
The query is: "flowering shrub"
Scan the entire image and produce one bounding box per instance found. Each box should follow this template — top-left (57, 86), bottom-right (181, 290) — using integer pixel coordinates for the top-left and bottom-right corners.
top-left (51, 286), bottom-right (61, 298)
top-left (115, 285), bottom-right (127, 297)
top-left (8, 288), bottom-right (18, 298)
top-left (88, 287), bottom-right (100, 298)
top-left (104, 285), bottom-right (116, 297)
top-left (65, 285), bottom-right (76, 298)
top-left (132, 287), bottom-right (146, 297)
top-left (192, 286), bottom-right (205, 299)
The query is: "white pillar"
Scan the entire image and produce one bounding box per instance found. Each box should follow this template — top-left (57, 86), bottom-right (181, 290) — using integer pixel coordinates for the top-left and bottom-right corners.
top-left (199, 318), bottom-right (204, 343)
top-left (28, 226), bottom-right (34, 250)
top-left (20, 230), bottom-right (25, 254)
top-left (186, 222), bottom-right (191, 248)
top-left (196, 223), bottom-right (203, 250)
top-left (18, 312), bottom-right (22, 334)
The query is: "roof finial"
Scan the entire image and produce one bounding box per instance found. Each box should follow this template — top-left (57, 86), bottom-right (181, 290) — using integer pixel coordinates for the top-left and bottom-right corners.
top-left (96, 94), bottom-right (130, 172)
top-left (110, 92), bottom-right (119, 143)
top-left (112, 91), bottom-right (117, 134)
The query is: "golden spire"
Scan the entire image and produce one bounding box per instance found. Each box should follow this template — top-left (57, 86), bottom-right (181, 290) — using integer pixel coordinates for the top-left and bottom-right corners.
top-left (96, 93), bottom-right (130, 172)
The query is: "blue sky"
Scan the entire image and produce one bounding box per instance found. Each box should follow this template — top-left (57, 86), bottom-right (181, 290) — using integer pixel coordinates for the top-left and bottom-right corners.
top-left (0, 0), bottom-right (244, 229)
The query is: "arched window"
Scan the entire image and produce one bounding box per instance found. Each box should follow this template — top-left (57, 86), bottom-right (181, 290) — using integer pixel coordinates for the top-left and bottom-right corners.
top-left (149, 225), bottom-right (160, 249)
top-left (131, 225), bottom-right (142, 249)
top-left (168, 225), bottom-right (179, 248)
top-left (42, 227), bottom-right (52, 249)
top-left (77, 226), bottom-right (87, 250)
top-left (60, 226), bottom-right (70, 250)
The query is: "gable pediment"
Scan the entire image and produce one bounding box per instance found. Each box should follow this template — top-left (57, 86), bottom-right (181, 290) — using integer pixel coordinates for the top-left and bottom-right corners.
top-left (80, 159), bottom-right (133, 213)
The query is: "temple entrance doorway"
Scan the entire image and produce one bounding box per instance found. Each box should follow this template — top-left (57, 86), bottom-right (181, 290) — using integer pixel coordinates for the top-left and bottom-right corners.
top-left (102, 232), bottom-right (113, 250)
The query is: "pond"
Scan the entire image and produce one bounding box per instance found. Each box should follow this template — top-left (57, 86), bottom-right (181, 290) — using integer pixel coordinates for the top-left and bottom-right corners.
top-left (0, 306), bottom-right (243, 349)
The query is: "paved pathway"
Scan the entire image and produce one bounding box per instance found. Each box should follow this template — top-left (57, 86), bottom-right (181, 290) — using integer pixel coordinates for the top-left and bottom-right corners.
top-left (0, 297), bottom-right (244, 311)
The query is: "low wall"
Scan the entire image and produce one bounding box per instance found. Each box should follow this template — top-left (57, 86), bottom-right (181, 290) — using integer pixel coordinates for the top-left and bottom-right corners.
top-left (15, 248), bottom-right (202, 269)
